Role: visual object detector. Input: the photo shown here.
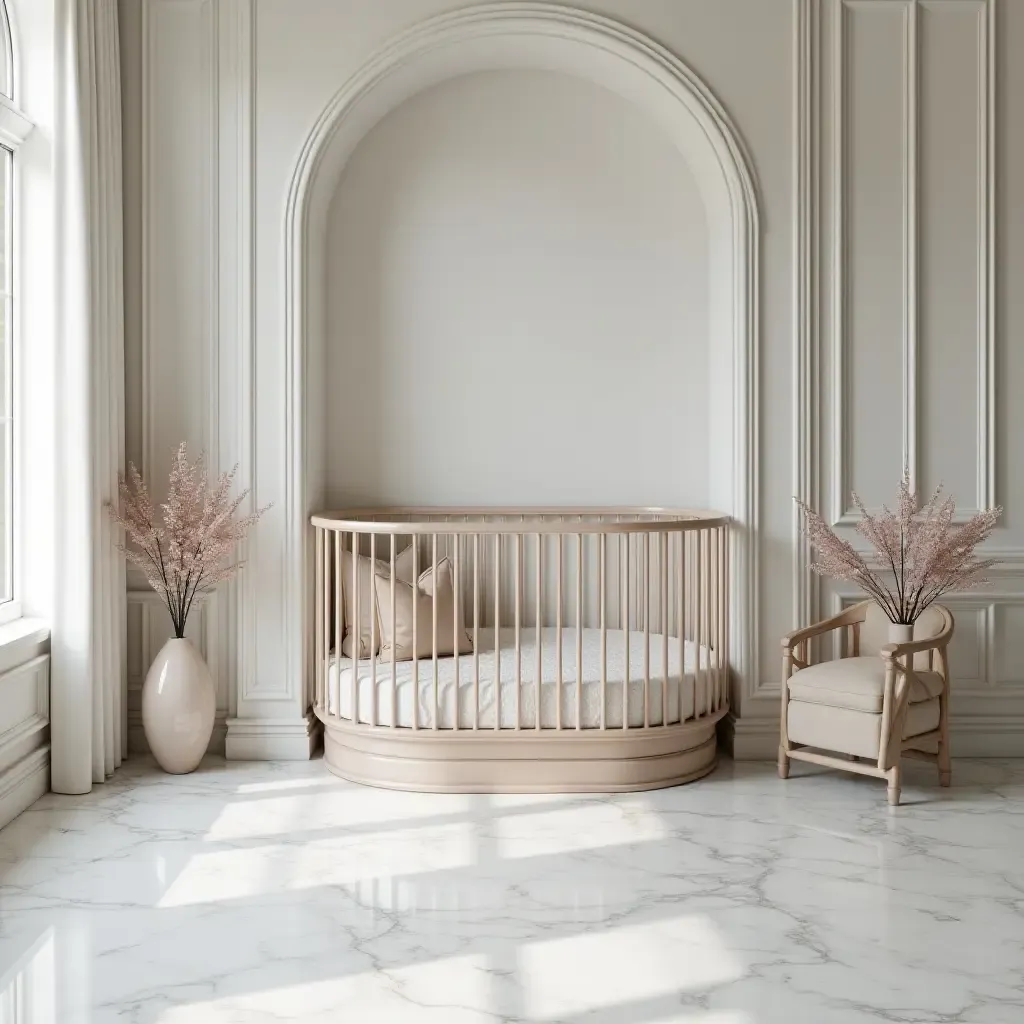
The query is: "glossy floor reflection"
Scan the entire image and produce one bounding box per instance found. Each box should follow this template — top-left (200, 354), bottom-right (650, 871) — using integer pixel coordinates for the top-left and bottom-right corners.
top-left (0, 756), bottom-right (1022, 1023)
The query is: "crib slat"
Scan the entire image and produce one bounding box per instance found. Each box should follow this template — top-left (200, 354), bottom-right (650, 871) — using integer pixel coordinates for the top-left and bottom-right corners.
top-left (661, 531), bottom-right (669, 727)
top-left (514, 533), bottom-right (522, 731)
top-left (721, 526), bottom-right (728, 711)
top-left (679, 530), bottom-right (686, 723)
top-left (697, 530), bottom-right (706, 716)
top-left (332, 531), bottom-right (341, 722)
top-left (351, 531), bottom-right (360, 726)
top-left (494, 533), bottom-right (501, 732)
top-left (600, 533), bottom-right (607, 731)
top-left (473, 533), bottom-right (480, 730)
top-left (412, 538), bottom-right (419, 731)
top-left (719, 526), bottom-right (727, 711)
top-left (556, 532), bottom-right (563, 730)
top-left (390, 535), bottom-right (397, 728)
top-left (315, 528), bottom-right (323, 711)
top-left (535, 533), bottom-right (542, 731)
top-left (621, 533), bottom-right (629, 731)
top-left (369, 533), bottom-right (377, 727)
top-left (707, 530), bottom-right (713, 714)
top-left (432, 533), bottom-right (439, 731)
top-left (643, 532), bottom-right (650, 729)
top-left (712, 527), bottom-right (720, 712)
top-left (453, 532), bottom-right (461, 731)
top-left (575, 531), bottom-right (583, 731)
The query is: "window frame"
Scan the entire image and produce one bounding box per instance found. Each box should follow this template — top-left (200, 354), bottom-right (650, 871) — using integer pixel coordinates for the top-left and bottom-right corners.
top-left (0, 1), bottom-right (34, 626)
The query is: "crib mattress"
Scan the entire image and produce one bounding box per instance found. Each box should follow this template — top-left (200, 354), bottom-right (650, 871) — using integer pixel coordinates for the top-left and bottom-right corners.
top-left (325, 627), bottom-right (714, 729)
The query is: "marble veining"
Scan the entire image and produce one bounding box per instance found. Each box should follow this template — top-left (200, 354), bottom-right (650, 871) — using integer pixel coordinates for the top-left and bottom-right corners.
top-left (0, 756), bottom-right (1022, 1023)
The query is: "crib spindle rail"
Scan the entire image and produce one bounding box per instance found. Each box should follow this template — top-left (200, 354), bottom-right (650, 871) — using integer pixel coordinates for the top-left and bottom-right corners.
top-left (310, 508), bottom-right (730, 740)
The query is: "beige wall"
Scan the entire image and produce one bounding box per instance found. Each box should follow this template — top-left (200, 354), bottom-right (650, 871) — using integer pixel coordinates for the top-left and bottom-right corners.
top-left (120, 0), bottom-right (1024, 758)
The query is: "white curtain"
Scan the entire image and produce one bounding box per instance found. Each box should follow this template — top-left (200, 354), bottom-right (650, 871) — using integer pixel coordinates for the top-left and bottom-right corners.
top-left (50, 0), bottom-right (126, 794)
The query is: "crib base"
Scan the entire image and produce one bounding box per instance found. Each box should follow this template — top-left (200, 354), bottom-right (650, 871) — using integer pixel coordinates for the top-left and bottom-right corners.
top-left (316, 707), bottom-right (725, 793)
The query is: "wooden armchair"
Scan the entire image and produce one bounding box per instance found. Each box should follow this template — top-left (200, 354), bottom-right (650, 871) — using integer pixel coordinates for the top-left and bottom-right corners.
top-left (779, 600), bottom-right (953, 805)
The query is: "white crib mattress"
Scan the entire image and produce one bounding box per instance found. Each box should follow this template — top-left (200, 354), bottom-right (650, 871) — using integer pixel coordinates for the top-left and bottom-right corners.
top-left (325, 627), bottom-right (713, 729)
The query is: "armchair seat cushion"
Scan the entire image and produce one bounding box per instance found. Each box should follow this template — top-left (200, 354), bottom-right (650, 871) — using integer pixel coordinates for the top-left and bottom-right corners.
top-left (788, 697), bottom-right (941, 760)
top-left (788, 656), bottom-right (944, 714)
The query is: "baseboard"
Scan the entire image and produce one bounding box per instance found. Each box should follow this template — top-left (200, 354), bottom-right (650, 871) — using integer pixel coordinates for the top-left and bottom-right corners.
top-left (128, 714), bottom-right (227, 757)
top-left (0, 745), bottom-right (49, 829)
top-left (720, 714), bottom-right (778, 760)
top-left (722, 712), bottom-right (1024, 761)
top-left (225, 711), bottom-right (319, 760)
top-left (945, 717), bottom-right (1024, 757)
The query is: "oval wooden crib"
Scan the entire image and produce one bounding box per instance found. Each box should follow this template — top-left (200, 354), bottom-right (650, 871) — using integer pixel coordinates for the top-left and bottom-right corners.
top-left (310, 508), bottom-right (730, 792)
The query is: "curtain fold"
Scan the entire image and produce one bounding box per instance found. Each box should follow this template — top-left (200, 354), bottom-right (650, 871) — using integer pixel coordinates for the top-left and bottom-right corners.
top-left (50, 0), bottom-right (126, 794)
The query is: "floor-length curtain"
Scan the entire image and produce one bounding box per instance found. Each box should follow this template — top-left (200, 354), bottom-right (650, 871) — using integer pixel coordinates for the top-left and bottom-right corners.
top-left (50, 0), bottom-right (126, 794)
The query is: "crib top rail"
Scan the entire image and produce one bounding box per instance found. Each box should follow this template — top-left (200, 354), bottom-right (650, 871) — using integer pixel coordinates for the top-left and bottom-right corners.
top-left (310, 507), bottom-right (729, 534)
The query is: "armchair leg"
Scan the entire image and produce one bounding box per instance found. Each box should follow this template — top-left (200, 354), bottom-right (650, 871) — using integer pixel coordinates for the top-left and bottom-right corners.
top-left (938, 742), bottom-right (952, 788)
top-left (778, 746), bottom-right (790, 779)
top-left (887, 765), bottom-right (902, 806)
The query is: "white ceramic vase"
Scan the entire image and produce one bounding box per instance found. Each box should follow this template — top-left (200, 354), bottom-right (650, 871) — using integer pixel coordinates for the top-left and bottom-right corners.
top-left (142, 638), bottom-right (215, 774)
top-left (889, 622), bottom-right (914, 645)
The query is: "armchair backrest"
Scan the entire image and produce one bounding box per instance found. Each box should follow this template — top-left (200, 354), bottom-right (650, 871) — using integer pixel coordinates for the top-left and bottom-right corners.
top-left (859, 602), bottom-right (949, 672)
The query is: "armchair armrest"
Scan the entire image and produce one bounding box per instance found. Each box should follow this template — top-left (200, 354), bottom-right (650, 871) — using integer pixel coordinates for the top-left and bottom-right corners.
top-left (782, 601), bottom-right (870, 651)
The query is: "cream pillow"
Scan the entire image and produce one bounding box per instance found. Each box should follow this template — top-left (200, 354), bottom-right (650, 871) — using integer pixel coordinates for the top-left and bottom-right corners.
top-left (339, 543), bottom-right (417, 659)
top-left (373, 557), bottom-right (473, 663)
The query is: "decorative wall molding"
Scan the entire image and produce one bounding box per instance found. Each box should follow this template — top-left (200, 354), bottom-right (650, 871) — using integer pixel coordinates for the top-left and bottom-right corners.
top-left (974, 0), bottom-right (996, 516)
top-left (830, 0), bottom-right (918, 525)
top-left (0, 746), bottom-right (49, 830)
top-left (727, 713), bottom-right (1024, 760)
top-left (828, 0), bottom-right (995, 526)
top-left (136, 0), bottom-right (242, 733)
top-left (793, 0), bottom-right (822, 634)
top-left (0, 654), bottom-right (49, 771)
top-left (214, 0), bottom-right (258, 712)
top-left (140, 0), bottom-right (219, 479)
top-left (0, 649), bottom-right (49, 827)
top-left (224, 712), bottom-right (318, 761)
top-left (281, 2), bottom-right (761, 718)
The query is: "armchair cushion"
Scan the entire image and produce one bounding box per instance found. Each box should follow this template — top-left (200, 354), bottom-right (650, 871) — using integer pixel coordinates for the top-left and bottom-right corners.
top-left (788, 697), bottom-right (941, 759)
top-left (788, 656), bottom-right (944, 714)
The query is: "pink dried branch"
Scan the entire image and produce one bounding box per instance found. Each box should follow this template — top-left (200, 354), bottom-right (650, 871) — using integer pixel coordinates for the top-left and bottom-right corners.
top-left (107, 443), bottom-right (270, 638)
top-left (796, 469), bottom-right (1001, 624)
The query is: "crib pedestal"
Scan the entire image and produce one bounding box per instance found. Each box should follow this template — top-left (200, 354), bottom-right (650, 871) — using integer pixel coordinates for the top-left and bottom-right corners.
top-left (318, 707), bottom-right (724, 793)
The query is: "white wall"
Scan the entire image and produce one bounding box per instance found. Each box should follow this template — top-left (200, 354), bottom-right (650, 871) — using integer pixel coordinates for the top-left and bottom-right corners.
top-left (121, 0), bottom-right (1024, 759)
top-left (325, 68), bottom-right (709, 508)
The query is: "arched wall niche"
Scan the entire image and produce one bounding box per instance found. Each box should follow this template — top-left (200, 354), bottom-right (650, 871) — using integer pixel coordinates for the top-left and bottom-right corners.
top-left (281, 2), bottom-right (760, 707)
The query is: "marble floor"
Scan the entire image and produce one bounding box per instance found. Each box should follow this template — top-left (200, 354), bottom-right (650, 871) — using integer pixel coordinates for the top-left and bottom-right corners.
top-left (0, 756), bottom-right (1021, 1024)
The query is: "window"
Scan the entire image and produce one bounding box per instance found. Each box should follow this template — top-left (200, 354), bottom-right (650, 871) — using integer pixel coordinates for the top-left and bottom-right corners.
top-left (0, 1), bottom-right (34, 618)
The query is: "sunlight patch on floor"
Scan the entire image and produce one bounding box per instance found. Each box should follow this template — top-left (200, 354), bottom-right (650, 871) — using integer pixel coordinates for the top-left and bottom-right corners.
top-left (494, 801), bottom-right (669, 857)
top-left (203, 789), bottom-right (476, 841)
top-left (158, 822), bottom-right (478, 907)
top-left (520, 915), bottom-right (741, 1021)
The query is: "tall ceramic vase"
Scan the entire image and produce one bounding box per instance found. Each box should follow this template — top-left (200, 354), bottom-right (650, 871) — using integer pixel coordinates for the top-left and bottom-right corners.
top-left (142, 638), bottom-right (215, 774)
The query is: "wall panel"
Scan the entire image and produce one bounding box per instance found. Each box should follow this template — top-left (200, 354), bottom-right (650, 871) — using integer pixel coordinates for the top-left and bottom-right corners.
top-left (125, 0), bottom-right (230, 728)
top-left (120, 0), bottom-right (1024, 759)
top-left (834, 0), bottom-right (913, 521)
top-left (919, 0), bottom-right (993, 512)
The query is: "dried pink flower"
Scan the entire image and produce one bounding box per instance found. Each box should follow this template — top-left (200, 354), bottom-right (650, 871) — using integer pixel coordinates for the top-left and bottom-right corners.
top-left (107, 443), bottom-right (270, 637)
top-left (796, 470), bottom-right (1001, 624)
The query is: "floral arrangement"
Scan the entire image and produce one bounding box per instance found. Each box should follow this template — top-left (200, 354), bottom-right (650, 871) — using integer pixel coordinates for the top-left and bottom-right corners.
top-left (796, 472), bottom-right (1001, 625)
top-left (108, 443), bottom-right (268, 638)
